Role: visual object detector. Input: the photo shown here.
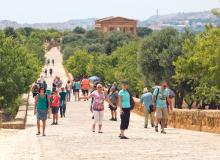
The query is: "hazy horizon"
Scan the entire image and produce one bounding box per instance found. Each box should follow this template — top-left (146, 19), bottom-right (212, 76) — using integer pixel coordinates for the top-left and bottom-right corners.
top-left (0, 0), bottom-right (219, 23)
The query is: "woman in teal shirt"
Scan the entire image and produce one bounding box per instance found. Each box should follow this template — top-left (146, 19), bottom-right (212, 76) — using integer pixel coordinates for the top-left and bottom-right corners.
top-left (118, 80), bottom-right (131, 139)
top-left (34, 87), bottom-right (50, 136)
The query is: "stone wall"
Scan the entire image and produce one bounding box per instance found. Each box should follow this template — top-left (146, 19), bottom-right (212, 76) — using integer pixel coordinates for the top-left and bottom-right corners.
top-left (133, 98), bottom-right (220, 134)
top-left (1, 93), bottom-right (29, 129)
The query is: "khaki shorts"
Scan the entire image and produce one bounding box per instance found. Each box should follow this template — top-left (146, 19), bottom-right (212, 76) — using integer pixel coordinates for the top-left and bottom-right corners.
top-left (156, 108), bottom-right (168, 119)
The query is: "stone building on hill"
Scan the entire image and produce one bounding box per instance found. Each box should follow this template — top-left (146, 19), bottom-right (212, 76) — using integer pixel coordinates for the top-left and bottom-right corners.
top-left (95, 16), bottom-right (137, 34)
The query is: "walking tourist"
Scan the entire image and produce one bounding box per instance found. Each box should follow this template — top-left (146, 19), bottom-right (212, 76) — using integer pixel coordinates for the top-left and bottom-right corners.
top-left (108, 86), bottom-right (118, 121)
top-left (40, 75), bottom-right (45, 84)
top-left (153, 81), bottom-right (173, 134)
top-left (90, 83), bottom-right (98, 119)
top-left (52, 78), bottom-right (57, 92)
top-left (81, 75), bottom-right (90, 98)
top-left (73, 79), bottom-right (80, 101)
top-left (59, 87), bottom-right (67, 118)
top-left (44, 68), bottom-right (47, 77)
top-left (56, 77), bottom-right (62, 91)
top-left (49, 68), bottom-right (53, 77)
top-left (79, 84), bottom-right (115, 133)
top-left (34, 87), bottom-right (50, 136)
top-left (140, 87), bottom-right (155, 128)
top-left (32, 84), bottom-right (39, 98)
top-left (50, 91), bottom-right (60, 125)
top-left (118, 80), bottom-right (132, 139)
top-left (65, 80), bottom-right (71, 102)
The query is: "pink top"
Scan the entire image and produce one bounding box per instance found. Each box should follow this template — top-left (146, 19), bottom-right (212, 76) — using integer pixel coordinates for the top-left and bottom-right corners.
top-left (50, 95), bottom-right (60, 108)
top-left (90, 91), bottom-right (106, 111)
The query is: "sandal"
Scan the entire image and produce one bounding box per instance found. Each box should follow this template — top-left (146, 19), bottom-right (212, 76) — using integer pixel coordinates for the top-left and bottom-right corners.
top-left (36, 132), bottom-right (40, 136)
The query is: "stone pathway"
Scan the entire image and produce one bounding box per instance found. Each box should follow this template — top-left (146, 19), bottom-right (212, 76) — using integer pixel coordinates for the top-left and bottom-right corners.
top-left (1, 47), bottom-right (220, 160)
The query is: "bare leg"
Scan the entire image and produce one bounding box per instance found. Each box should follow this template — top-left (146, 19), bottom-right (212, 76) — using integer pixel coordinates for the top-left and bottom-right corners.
top-left (120, 130), bottom-right (125, 137)
top-left (92, 123), bottom-right (95, 132)
top-left (99, 124), bottom-right (102, 132)
top-left (37, 120), bottom-right (40, 133)
top-left (42, 121), bottom-right (46, 135)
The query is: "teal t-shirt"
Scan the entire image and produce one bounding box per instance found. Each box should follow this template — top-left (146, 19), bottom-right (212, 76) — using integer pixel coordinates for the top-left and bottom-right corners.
top-left (140, 92), bottom-right (153, 110)
top-left (37, 94), bottom-right (48, 110)
top-left (74, 82), bottom-right (80, 90)
top-left (118, 90), bottom-right (130, 108)
top-left (153, 87), bottom-right (169, 108)
top-left (59, 92), bottom-right (66, 101)
top-left (46, 88), bottom-right (51, 96)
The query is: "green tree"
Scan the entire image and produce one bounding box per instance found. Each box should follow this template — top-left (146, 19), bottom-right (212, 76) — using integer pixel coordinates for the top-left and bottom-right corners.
top-left (73, 26), bottom-right (86, 34)
top-left (137, 27), bottom-right (152, 37)
top-left (104, 31), bottom-right (133, 54)
top-left (138, 27), bottom-right (195, 107)
top-left (174, 27), bottom-right (220, 108)
top-left (4, 27), bottom-right (17, 38)
top-left (65, 50), bottom-right (91, 78)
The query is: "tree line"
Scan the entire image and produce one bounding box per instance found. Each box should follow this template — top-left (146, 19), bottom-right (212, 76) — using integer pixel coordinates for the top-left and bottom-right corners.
top-left (0, 27), bottom-right (60, 117)
top-left (61, 25), bottom-right (220, 109)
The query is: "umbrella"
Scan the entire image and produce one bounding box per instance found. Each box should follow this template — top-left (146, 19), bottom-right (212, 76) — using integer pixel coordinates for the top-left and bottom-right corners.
top-left (89, 76), bottom-right (101, 82)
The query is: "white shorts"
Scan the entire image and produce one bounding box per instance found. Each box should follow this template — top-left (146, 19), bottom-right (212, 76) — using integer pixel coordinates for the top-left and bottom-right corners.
top-left (93, 111), bottom-right (104, 125)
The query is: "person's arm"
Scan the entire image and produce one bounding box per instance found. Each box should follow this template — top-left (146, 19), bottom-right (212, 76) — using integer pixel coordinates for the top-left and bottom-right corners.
top-left (140, 96), bottom-right (144, 108)
top-left (34, 96), bottom-right (38, 115)
top-left (118, 96), bottom-right (122, 113)
top-left (47, 96), bottom-right (50, 113)
top-left (105, 98), bottom-right (116, 108)
top-left (167, 96), bottom-right (173, 111)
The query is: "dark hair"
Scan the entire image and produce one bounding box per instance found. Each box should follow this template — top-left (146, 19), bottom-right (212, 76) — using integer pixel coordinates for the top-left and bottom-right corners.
top-left (67, 80), bottom-right (70, 83)
top-left (39, 87), bottom-right (46, 93)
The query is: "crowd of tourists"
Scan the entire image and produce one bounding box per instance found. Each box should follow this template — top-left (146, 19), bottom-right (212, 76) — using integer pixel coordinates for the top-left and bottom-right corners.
top-left (32, 59), bottom-right (173, 138)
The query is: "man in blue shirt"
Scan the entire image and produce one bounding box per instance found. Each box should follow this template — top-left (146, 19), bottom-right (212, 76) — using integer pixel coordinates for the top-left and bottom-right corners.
top-left (140, 88), bottom-right (155, 128)
top-left (153, 81), bottom-right (172, 134)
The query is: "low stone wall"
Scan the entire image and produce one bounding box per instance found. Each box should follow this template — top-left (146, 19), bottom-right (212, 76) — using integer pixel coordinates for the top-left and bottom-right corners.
top-left (1, 93), bottom-right (29, 129)
top-left (133, 98), bottom-right (220, 134)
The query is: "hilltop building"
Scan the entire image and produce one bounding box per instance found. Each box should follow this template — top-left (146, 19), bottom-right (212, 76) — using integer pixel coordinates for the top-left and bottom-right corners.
top-left (95, 16), bottom-right (137, 34)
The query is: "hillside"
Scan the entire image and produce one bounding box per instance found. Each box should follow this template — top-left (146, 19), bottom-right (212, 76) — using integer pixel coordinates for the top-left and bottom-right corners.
top-left (0, 10), bottom-right (219, 31)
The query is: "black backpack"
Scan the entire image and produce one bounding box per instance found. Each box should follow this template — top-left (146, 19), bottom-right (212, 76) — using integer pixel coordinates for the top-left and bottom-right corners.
top-left (127, 90), bottom-right (135, 110)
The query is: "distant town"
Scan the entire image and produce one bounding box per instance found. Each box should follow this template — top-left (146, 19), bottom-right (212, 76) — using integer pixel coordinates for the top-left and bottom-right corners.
top-left (0, 9), bottom-right (219, 32)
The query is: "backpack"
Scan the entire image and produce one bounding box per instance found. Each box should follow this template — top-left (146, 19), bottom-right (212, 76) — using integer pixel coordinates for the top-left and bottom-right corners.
top-left (127, 90), bottom-right (135, 110)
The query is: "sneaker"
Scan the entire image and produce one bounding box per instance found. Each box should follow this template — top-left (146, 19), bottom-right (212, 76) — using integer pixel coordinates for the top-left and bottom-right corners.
top-left (51, 122), bottom-right (55, 125)
top-left (92, 116), bottom-right (94, 119)
top-left (109, 118), bottom-right (114, 121)
top-left (55, 122), bottom-right (58, 125)
top-left (113, 118), bottom-right (117, 121)
top-left (151, 124), bottom-right (155, 127)
top-left (161, 130), bottom-right (166, 134)
top-left (144, 125), bottom-right (148, 128)
top-left (155, 126), bottom-right (159, 132)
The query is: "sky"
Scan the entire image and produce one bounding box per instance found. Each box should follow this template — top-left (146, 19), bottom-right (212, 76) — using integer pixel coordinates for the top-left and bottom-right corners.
top-left (0, 0), bottom-right (219, 23)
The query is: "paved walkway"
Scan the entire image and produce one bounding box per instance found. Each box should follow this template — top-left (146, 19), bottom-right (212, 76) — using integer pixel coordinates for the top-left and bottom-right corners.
top-left (1, 47), bottom-right (220, 160)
